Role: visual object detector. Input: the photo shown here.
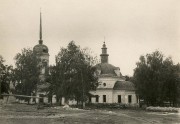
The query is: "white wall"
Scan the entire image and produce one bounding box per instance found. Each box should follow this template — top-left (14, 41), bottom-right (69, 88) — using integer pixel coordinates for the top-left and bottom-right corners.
top-left (112, 90), bottom-right (126, 103)
top-left (90, 90), bottom-right (113, 103)
top-left (90, 75), bottom-right (137, 104)
top-left (113, 90), bottom-right (137, 104)
top-left (98, 77), bottom-right (122, 89)
top-left (90, 89), bottom-right (137, 104)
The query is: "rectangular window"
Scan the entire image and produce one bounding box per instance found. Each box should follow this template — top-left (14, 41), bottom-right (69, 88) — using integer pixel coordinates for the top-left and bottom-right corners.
top-left (118, 95), bottom-right (121, 103)
top-left (89, 96), bottom-right (91, 103)
top-left (103, 95), bottom-right (106, 103)
top-left (95, 95), bottom-right (99, 103)
top-left (128, 95), bottom-right (132, 103)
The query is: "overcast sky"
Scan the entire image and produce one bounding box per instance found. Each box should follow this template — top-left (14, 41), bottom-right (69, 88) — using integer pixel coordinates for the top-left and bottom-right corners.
top-left (0, 0), bottom-right (180, 76)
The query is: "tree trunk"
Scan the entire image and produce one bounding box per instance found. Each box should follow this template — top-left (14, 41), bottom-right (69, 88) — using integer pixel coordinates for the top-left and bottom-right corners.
top-left (82, 101), bottom-right (85, 109)
top-left (0, 81), bottom-right (1, 99)
top-left (48, 93), bottom-right (52, 105)
top-left (77, 100), bottom-right (79, 106)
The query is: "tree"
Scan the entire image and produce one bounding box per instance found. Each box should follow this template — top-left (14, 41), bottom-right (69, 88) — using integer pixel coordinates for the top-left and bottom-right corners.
top-left (134, 50), bottom-right (180, 106)
top-left (44, 65), bottom-right (61, 105)
top-left (13, 48), bottom-right (40, 103)
top-left (125, 75), bottom-right (134, 82)
top-left (54, 41), bottom-right (98, 108)
top-left (0, 55), bottom-right (13, 98)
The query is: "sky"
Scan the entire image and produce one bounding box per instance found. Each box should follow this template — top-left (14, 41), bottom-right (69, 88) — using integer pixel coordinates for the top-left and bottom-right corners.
top-left (0, 0), bottom-right (180, 76)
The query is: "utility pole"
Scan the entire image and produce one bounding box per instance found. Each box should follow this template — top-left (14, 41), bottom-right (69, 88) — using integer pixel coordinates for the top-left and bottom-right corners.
top-left (0, 67), bottom-right (3, 99)
top-left (0, 67), bottom-right (6, 99)
top-left (0, 75), bottom-right (1, 99)
top-left (49, 72), bottom-right (53, 106)
top-left (81, 70), bottom-right (85, 109)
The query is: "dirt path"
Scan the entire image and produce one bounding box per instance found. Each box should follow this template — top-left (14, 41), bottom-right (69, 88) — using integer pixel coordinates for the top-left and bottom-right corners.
top-left (0, 103), bottom-right (180, 124)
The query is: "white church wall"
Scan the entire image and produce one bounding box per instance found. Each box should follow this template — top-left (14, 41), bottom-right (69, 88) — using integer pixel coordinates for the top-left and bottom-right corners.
top-left (44, 97), bottom-right (48, 103)
top-left (90, 89), bottom-right (113, 103)
top-left (98, 77), bottom-right (120, 89)
top-left (124, 91), bottom-right (137, 104)
top-left (62, 97), bottom-right (65, 105)
top-left (69, 99), bottom-right (77, 105)
top-left (113, 90), bottom-right (126, 103)
top-left (113, 90), bottom-right (137, 104)
top-left (52, 95), bottom-right (56, 104)
top-left (91, 97), bottom-right (96, 103)
top-left (90, 90), bottom-right (137, 104)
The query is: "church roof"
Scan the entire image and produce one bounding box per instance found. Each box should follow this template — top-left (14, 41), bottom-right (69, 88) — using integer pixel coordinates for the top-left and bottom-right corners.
top-left (113, 81), bottom-right (135, 91)
top-left (95, 63), bottom-right (119, 76)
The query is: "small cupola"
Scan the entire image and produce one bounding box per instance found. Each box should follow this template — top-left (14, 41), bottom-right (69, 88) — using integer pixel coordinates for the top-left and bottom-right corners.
top-left (100, 42), bottom-right (109, 63)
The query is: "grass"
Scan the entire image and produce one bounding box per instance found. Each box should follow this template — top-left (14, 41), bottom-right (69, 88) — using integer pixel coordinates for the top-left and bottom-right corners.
top-left (0, 103), bottom-right (180, 124)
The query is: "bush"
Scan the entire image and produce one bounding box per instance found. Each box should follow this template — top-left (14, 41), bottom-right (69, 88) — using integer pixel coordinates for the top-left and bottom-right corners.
top-left (146, 106), bottom-right (180, 113)
top-left (85, 103), bottom-right (139, 109)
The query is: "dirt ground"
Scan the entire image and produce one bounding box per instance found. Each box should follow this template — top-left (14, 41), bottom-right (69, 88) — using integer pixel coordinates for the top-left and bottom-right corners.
top-left (0, 103), bottom-right (180, 124)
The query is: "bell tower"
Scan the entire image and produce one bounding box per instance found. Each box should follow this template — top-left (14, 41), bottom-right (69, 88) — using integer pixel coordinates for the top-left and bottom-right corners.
top-left (33, 11), bottom-right (49, 82)
top-left (100, 42), bottom-right (109, 63)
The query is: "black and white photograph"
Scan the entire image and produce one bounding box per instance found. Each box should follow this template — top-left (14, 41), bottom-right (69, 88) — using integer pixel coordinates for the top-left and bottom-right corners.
top-left (0, 0), bottom-right (180, 123)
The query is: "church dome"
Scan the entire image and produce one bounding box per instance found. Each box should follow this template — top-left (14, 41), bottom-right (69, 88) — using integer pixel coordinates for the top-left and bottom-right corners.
top-left (95, 63), bottom-right (119, 76)
top-left (33, 43), bottom-right (49, 54)
top-left (95, 42), bottom-right (121, 77)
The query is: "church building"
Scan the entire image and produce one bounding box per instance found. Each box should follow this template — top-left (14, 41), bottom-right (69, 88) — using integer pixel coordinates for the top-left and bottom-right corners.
top-left (90, 42), bottom-right (138, 105)
top-left (31, 12), bottom-right (138, 105)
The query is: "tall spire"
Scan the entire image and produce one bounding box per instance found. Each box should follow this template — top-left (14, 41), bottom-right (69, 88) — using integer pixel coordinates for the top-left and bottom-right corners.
top-left (39, 9), bottom-right (43, 44)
